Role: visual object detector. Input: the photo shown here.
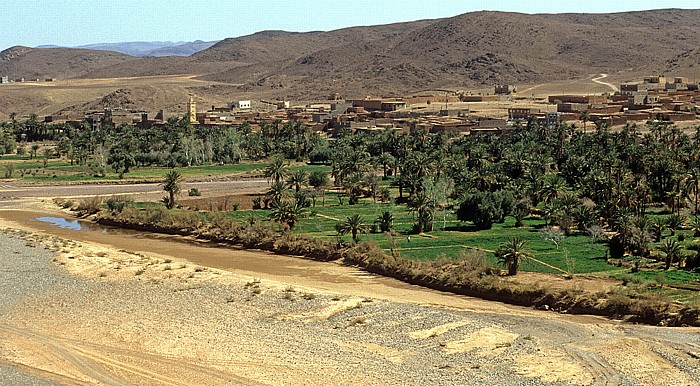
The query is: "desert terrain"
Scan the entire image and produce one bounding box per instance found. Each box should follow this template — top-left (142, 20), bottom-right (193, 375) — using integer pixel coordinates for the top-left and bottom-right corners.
top-left (0, 181), bottom-right (698, 385)
top-left (3, 9), bottom-right (700, 119)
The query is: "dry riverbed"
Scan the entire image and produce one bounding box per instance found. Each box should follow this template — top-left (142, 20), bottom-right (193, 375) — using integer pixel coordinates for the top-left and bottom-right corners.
top-left (0, 197), bottom-right (699, 385)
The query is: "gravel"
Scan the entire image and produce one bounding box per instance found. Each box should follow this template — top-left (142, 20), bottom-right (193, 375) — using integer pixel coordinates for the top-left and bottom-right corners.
top-left (0, 365), bottom-right (65, 386)
top-left (1, 229), bottom-right (699, 385)
top-left (0, 233), bottom-right (69, 386)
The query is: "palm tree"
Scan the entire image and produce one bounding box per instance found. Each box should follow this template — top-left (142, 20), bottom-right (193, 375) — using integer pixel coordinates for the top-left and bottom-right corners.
top-left (162, 170), bottom-right (183, 209)
top-left (579, 110), bottom-right (590, 133)
top-left (266, 181), bottom-right (287, 204)
top-left (287, 170), bottom-right (308, 192)
top-left (541, 174), bottom-right (568, 203)
top-left (666, 213), bottom-right (686, 236)
top-left (691, 216), bottom-right (700, 237)
top-left (264, 156), bottom-right (287, 184)
top-left (650, 216), bottom-right (667, 242)
top-left (632, 216), bottom-right (653, 257)
top-left (268, 199), bottom-right (307, 229)
top-left (659, 238), bottom-right (682, 270)
top-left (376, 211), bottom-right (394, 232)
top-left (684, 167), bottom-right (700, 215)
top-left (573, 205), bottom-right (597, 231)
top-left (408, 191), bottom-right (435, 233)
top-left (495, 238), bottom-right (531, 276)
top-left (512, 206), bottom-right (529, 228)
top-left (337, 214), bottom-right (369, 243)
top-left (343, 172), bottom-right (365, 205)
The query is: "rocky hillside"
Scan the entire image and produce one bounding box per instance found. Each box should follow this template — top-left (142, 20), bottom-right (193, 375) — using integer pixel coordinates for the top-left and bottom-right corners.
top-left (3, 9), bottom-right (700, 98)
top-left (0, 46), bottom-right (137, 80)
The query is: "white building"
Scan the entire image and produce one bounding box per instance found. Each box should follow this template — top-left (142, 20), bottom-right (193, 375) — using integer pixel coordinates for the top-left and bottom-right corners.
top-left (229, 100), bottom-right (252, 110)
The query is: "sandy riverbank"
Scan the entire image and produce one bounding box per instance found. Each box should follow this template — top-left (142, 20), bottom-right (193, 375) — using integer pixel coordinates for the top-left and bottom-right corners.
top-left (0, 197), bottom-right (699, 385)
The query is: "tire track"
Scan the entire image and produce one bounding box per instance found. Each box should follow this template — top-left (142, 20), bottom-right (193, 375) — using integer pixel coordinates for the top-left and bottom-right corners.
top-left (0, 323), bottom-right (262, 386)
top-left (62, 339), bottom-right (266, 385)
top-left (0, 323), bottom-right (131, 385)
top-left (564, 346), bottom-right (621, 386)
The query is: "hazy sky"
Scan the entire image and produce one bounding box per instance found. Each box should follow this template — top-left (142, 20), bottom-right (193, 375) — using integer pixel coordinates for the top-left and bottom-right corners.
top-left (2, 0), bottom-right (698, 50)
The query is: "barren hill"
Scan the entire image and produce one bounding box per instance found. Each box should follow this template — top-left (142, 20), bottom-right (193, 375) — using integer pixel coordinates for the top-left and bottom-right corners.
top-left (199, 9), bottom-right (700, 98)
top-left (3, 9), bottom-right (700, 113)
top-left (0, 46), bottom-right (137, 80)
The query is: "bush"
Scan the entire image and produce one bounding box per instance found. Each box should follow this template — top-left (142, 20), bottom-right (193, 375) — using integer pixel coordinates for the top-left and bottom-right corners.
top-left (76, 196), bottom-right (103, 215)
top-left (106, 196), bottom-right (132, 213)
top-left (188, 188), bottom-right (202, 196)
top-left (3, 163), bottom-right (15, 178)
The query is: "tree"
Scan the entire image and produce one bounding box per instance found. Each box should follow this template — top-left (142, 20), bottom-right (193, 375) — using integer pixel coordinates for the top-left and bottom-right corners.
top-left (495, 238), bottom-right (531, 276)
top-left (308, 170), bottom-right (330, 206)
top-left (579, 110), bottom-right (590, 133)
top-left (376, 211), bottom-right (394, 233)
top-left (268, 199), bottom-right (307, 229)
top-left (30, 144), bottom-right (40, 159)
top-left (266, 181), bottom-right (287, 205)
top-left (408, 191), bottom-right (435, 233)
top-left (659, 238), bottom-right (682, 270)
top-left (264, 156), bottom-right (287, 184)
top-left (337, 214), bottom-right (369, 243)
top-left (343, 172), bottom-right (365, 205)
top-left (287, 170), bottom-right (308, 192)
top-left (364, 174), bottom-right (381, 203)
top-left (456, 190), bottom-right (515, 230)
top-left (684, 167), bottom-right (700, 215)
top-left (162, 170), bottom-right (183, 209)
top-left (541, 174), bottom-right (568, 204)
top-left (666, 213), bottom-right (686, 236)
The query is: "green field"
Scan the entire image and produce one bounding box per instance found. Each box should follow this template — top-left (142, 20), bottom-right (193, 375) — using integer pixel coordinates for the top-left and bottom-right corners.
top-left (1, 159), bottom-right (268, 182)
top-left (230, 194), bottom-right (615, 276)
top-left (0, 155), bottom-right (333, 182)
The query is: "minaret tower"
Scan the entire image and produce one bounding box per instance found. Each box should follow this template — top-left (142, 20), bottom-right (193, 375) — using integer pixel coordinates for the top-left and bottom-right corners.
top-left (188, 95), bottom-right (197, 124)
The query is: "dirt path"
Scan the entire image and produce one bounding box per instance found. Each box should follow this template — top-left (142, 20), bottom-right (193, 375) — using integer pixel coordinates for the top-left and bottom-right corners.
top-left (591, 73), bottom-right (619, 92)
top-left (0, 178), bottom-right (268, 204)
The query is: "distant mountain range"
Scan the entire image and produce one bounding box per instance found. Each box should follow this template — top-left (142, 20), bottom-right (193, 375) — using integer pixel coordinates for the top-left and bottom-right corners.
top-left (36, 40), bottom-right (219, 57)
top-left (2, 9), bottom-right (700, 101)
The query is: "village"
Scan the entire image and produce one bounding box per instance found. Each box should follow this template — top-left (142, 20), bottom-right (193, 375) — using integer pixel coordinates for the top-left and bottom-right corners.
top-left (28, 74), bottom-right (700, 135)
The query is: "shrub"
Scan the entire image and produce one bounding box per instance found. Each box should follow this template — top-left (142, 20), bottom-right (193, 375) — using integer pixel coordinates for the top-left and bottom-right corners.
top-left (449, 249), bottom-right (498, 280)
top-left (106, 196), bottom-right (132, 213)
top-left (76, 196), bottom-right (103, 215)
top-left (3, 163), bottom-right (15, 178)
top-left (188, 188), bottom-right (202, 196)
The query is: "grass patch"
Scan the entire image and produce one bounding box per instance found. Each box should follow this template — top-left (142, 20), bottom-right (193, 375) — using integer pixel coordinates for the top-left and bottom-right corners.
top-left (233, 201), bottom-right (614, 275)
top-left (0, 159), bottom-right (267, 182)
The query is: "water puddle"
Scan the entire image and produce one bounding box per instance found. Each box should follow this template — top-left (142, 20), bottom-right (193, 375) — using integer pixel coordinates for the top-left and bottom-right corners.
top-left (35, 217), bottom-right (105, 232)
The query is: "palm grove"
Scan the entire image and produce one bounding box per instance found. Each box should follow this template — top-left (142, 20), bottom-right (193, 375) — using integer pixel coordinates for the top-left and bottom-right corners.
top-left (3, 114), bottom-right (700, 275)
